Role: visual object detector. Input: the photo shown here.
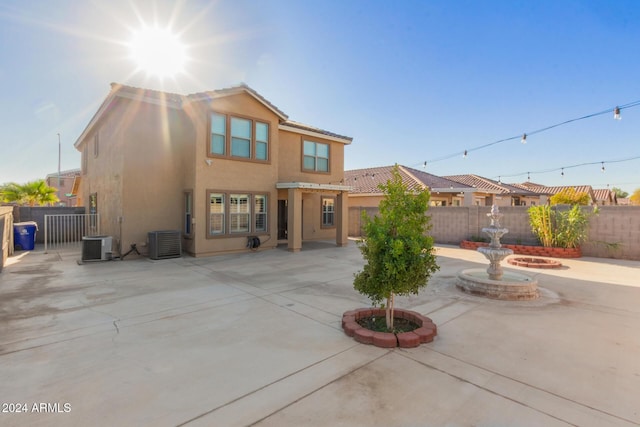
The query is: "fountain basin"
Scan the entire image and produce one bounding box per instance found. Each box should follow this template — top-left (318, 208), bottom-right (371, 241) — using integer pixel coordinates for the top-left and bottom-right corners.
top-left (457, 268), bottom-right (539, 300)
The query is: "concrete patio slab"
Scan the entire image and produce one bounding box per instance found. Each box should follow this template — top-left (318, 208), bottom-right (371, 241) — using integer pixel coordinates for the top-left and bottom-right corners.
top-left (1, 242), bottom-right (639, 426)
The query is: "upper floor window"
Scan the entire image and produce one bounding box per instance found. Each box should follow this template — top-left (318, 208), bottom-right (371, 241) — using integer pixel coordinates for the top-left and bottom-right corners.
top-left (211, 113), bottom-right (226, 155)
top-left (93, 132), bottom-right (99, 158)
top-left (303, 141), bottom-right (329, 172)
top-left (209, 112), bottom-right (269, 161)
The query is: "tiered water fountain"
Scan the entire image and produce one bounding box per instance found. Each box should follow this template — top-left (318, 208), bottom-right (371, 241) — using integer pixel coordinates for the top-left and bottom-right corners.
top-left (457, 205), bottom-right (539, 300)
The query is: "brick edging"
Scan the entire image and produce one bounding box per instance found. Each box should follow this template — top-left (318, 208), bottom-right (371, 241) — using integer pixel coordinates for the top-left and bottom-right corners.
top-left (460, 241), bottom-right (581, 258)
top-left (342, 308), bottom-right (437, 348)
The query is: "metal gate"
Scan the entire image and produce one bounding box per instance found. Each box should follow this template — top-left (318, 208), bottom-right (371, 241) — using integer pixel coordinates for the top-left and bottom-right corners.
top-left (44, 214), bottom-right (100, 253)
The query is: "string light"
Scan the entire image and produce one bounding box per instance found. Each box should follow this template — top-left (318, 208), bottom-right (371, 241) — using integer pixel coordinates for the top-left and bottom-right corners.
top-left (527, 172), bottom-right (530, 181)
top-left (423, 161), bottom-right (427, 169)
top-left (521, 133), bottom-right (527, 144)
top-left (410, 99), bottom-right (640, 168)
top-left (498, 176), bottom-right (501, 184)
top-left (491, 155), bottom-right (640, 182)
top-left (463, 150), bottom-right (467, 158)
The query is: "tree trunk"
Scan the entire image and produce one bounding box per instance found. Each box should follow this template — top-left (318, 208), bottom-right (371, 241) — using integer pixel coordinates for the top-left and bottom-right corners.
top-left (386, 293), bottom-right (395, 331)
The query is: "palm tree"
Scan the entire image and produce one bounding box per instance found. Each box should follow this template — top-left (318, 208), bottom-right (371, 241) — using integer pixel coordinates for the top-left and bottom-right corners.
top-left (0, 182), bottom-right (24, 204)
top-left (0, 180), bottom-right (59, 206)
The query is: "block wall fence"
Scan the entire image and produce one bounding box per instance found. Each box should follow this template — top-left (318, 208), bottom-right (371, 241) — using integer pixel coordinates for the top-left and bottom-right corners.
top-left (349, 205), bottom-right (640, 260)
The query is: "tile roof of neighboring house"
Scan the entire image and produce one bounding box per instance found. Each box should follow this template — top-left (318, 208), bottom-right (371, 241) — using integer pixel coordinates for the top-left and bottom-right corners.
top-left (523, 184), bottom-right (594, 196)
top-left (75, 83), bottom-right (352, 148)
top-left (444, 174), bottom-right (538, 195)
top-left (345, 165), bottom-right (472, 194)
top-left (593, 188), bottom-right (616, 203)
top-left (45, 168), bottom-right (81, 179)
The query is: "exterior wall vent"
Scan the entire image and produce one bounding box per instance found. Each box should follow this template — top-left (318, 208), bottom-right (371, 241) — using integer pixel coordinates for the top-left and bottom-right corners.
top-left (148, 230), bottom-right (182, 260)
top-left (82, 236), bottom-right (113, 261)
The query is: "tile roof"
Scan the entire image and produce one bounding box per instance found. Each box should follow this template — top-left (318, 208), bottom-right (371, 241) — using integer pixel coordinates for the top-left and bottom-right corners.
top-left (444, 174), bottom-right (538, 195)
top-left (280, 120), bottom-right (353, 142)
top-left (188, 83), bottom-right (289, 120)
top-left (345, 165), bottom-right (472, 194)
top-left (76, 83), bottom-right (351, 148)
top-left (523, 184), bottom-right (594, 196)
top-left (593, 188), bottom-right (615, 202)
top-left (45, 168), bottom-right (82, 179)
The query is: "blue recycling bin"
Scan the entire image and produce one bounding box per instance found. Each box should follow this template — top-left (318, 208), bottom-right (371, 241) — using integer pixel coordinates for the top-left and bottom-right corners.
top-left (14, 222), bottom-right (38, 251)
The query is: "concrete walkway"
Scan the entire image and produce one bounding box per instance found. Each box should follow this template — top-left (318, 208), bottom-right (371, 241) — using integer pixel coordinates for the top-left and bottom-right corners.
top-left (0, 242), bottom-right (639, 426)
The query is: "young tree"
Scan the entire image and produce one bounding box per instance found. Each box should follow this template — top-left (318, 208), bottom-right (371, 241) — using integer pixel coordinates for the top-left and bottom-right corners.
top-left (354, 165), bottom-right (439, 331)
top-left (630, 188), bottom-right (640, 205)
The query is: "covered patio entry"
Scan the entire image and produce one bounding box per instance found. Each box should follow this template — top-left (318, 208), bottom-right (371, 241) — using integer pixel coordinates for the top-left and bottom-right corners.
top-left (276, 182), bottom-right (351, 252)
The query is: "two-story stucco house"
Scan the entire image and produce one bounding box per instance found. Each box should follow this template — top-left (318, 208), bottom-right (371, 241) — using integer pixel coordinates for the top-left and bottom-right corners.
top-left (74, 83), bottom-right (352, 257)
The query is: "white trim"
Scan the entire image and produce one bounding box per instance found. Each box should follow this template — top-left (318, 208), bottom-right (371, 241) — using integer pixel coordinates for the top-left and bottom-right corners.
top-left (278, 124), bottom-right (352, 144)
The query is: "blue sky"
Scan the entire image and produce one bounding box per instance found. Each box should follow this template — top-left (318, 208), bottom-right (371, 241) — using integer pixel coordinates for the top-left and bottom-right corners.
top-left (1, 0), bottom-right (639, 193)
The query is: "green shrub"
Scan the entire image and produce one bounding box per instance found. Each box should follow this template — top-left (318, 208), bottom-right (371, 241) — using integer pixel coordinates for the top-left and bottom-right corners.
top-left (528, 205), bottom-right (596, 248)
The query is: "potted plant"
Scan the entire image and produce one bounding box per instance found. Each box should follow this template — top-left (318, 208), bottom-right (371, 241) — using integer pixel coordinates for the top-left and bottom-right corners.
top-left (343, 165), bottom-right (440, 348)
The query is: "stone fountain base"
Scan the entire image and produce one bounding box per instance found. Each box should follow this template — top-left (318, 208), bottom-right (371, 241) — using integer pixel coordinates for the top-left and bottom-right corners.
top-left (457, 268), bottom-right (539, 300)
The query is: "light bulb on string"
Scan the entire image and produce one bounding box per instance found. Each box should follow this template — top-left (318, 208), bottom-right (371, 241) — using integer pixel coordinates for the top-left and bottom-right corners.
top-left (614, 106), bottom-right (621, 120)
top-left (521, 133), bottom-right (527, 144)
top-left (423, 161), bottom-right (427, 169)
top-left (498, 176), bottom-right (501, 184)
top-left (561, 168), bottom-right (564, 177)
top-left (601, 162), bottom-right (605, 173)
top-left (463, 150), bottom-right (468, 158)
top-left (527, 172), bottom-right (530, 181)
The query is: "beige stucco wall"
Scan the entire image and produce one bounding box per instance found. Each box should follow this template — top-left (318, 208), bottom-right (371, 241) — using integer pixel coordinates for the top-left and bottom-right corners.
top-left (277, 129), bottom-right (345, 184)
top-left (185, 93), bottom-right (281, 256)
top-left (79, 98), bottom-right (125, 250)
top-left (349, 205), bottom-right (640, 260)
top-left (77, 90), bottom-right (349, 258)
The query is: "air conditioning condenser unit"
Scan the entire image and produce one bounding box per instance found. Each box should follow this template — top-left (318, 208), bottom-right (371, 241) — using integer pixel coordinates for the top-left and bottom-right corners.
top-left (82, 236), bottom-right (113, 261)
top-left (148, 230), bottom-right (182, 260)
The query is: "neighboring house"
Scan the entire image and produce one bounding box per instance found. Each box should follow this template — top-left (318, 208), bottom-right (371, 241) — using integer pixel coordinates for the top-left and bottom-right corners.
top-left (74, 83), bottom-right (352, 257)
top-left (593, 188), bottom-right (618, 205)
top-left (444, 174), bottom-right (541, 206)
top-left (518, 182), bottom-right (597, 205)
top-left (45, 168), bottom-right (81, 206)
top-left (345, 165), bottom-right (476, 207)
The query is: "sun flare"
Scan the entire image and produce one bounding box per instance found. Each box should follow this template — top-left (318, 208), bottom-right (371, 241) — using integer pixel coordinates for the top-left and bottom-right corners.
top-left (129, 26), bottom-right (187, 79)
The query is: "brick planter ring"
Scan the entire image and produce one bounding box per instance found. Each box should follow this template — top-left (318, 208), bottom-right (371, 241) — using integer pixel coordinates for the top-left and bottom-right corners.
top-left (508, 257), bottom-right (562, 269)
top-left (460, 241), bottom-right (581, 258)
top-left (342, 308), bottom-right (437, 348)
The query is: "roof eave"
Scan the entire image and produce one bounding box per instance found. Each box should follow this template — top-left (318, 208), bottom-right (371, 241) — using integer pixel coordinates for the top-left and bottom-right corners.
top-left (278, 124), bottom-right (352, 144)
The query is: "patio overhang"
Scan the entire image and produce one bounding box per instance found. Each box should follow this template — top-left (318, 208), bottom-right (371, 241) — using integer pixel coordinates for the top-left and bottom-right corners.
top-left (276, 182), bottom-right (351, 192)
top-left (276, 182), bottom-right (350, 252)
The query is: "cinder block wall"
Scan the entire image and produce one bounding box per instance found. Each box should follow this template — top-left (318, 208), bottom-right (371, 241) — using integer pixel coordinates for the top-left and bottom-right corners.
top-left (349, 205), bottom-right (640, 260)
top-left (13, 206), bottom-right (86, 243)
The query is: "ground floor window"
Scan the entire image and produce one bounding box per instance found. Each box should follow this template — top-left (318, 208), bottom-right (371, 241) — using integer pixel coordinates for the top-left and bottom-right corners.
top-left (184, 191), bottom-right (193, 236)
top-left (207, 191), bottom-right (268, 237)
top-left (321, 197), bottom-right (335, 227)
